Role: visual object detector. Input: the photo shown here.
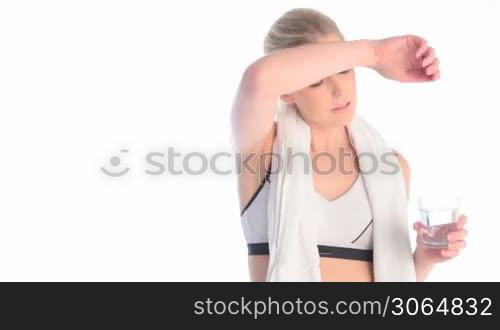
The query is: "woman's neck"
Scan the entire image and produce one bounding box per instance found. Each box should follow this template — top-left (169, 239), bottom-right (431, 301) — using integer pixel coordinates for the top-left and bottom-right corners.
top-left (310, 124), bottom-right (354, 154)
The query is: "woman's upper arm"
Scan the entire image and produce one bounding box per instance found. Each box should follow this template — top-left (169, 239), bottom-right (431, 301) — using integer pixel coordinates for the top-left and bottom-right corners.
top-left (230, 63), bottom-right (278, 155)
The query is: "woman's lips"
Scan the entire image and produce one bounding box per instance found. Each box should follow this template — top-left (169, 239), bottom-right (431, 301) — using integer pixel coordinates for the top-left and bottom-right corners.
top-left (330, 101), bottom-right (350, 112)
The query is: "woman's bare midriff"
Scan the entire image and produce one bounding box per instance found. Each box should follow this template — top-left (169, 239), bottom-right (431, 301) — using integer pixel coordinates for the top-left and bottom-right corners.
top-left (248, 255), bottom-right (374, 282)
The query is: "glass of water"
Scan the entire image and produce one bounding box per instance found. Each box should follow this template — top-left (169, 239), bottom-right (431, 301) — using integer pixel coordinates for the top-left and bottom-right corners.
top-left (418, 195), bottom-right (461, 248)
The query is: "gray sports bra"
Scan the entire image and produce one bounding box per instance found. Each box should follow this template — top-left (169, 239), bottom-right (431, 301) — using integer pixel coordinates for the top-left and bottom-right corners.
top-left (240, 166), bottom-right (374, 262)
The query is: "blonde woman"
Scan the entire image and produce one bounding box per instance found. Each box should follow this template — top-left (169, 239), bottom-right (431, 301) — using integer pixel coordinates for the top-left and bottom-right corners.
top-left (231, 8), bottom-right (468, 282)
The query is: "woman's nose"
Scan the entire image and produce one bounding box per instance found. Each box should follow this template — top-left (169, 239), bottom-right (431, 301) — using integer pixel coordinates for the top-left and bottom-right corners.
top-left (326, 78), bottom-right (343, 98)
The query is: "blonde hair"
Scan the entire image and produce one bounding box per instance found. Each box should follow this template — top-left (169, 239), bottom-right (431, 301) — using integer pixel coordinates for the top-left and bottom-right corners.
top-left (263, 8), bottom-right (345, 55)
top-left (263, 8), bottom-right (345, 118)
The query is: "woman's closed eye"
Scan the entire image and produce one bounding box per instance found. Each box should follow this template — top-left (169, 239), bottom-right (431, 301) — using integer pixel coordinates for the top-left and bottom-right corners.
top-left (309, 80), bottom-right (323, 88)
top-left (309, 70), bottom-right (350, 88)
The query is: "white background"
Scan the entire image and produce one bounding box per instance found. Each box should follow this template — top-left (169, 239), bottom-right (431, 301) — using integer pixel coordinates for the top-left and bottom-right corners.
top-left (0, 0), bottom-right (498, 281)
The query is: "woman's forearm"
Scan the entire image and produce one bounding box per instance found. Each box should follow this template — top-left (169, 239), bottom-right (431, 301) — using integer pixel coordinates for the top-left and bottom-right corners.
top-left (247, 39), bottom-right (376, 96)
top-left (413, 250), bottom-right (435, 282)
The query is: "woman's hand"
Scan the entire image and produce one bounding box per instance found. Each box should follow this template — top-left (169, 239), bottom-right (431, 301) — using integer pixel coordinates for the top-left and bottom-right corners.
top-left (413, 215), bottom-right (468, 265)
top-left (370, 35), bottom-right (440, 82)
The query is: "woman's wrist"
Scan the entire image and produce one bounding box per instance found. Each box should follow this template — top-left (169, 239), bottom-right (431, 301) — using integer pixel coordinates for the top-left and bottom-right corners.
top-left (413, 249), bottom-right (435, 281)
top-left (355, 39), bottom-right (379, 70)
top-left (414, 250), bottom-right (434, 266)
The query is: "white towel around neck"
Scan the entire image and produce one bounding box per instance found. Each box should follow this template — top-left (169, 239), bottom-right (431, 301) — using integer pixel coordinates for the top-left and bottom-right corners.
top-left (265, 101), bottom-right (416, 282)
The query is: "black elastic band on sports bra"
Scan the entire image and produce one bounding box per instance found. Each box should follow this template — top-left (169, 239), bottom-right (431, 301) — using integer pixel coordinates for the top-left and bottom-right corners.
top-left (247, 243), bottom-right (373, 262)
top-left (240, 165), bottom-right (272, 217)
top-left (317, 245), bottom-right (373, 262)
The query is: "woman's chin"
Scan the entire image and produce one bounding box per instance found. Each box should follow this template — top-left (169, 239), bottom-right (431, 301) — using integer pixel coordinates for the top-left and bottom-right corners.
top-left (327, 108), bottom-right (355, 124)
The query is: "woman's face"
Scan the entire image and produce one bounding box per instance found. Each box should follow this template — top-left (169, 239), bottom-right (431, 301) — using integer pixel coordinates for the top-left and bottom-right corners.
top-left (280, 33), bottom-right (357, 127)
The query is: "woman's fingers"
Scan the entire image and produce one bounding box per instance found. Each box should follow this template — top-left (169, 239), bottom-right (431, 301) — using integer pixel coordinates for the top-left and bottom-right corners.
top-left (447, 240), bottom-right (467, 251)
top-left (425, 59), bottom-right (440, 76)
top-left (421, 47), bottom-right (436, 67)
top-left (457, 215), bottom-right (468, 228)
top-left (442, 238), bottom-right (466, 258)
top-left (448, 228), bottom-right (468, 241)
top-left (413, 41), bottom-right (441, 82)
top-left (441, 249), bottom-right (460, 258)
top-left (413, 222), bottom-right (425, 244)
top-left (415, 39), bottom-right (428, 58)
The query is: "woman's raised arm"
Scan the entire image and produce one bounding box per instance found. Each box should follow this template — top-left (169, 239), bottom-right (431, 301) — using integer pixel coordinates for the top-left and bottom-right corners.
top-left (230, 39), bottom-right (376, 154)
top-left (231, 34), bottom-right (438, 154)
